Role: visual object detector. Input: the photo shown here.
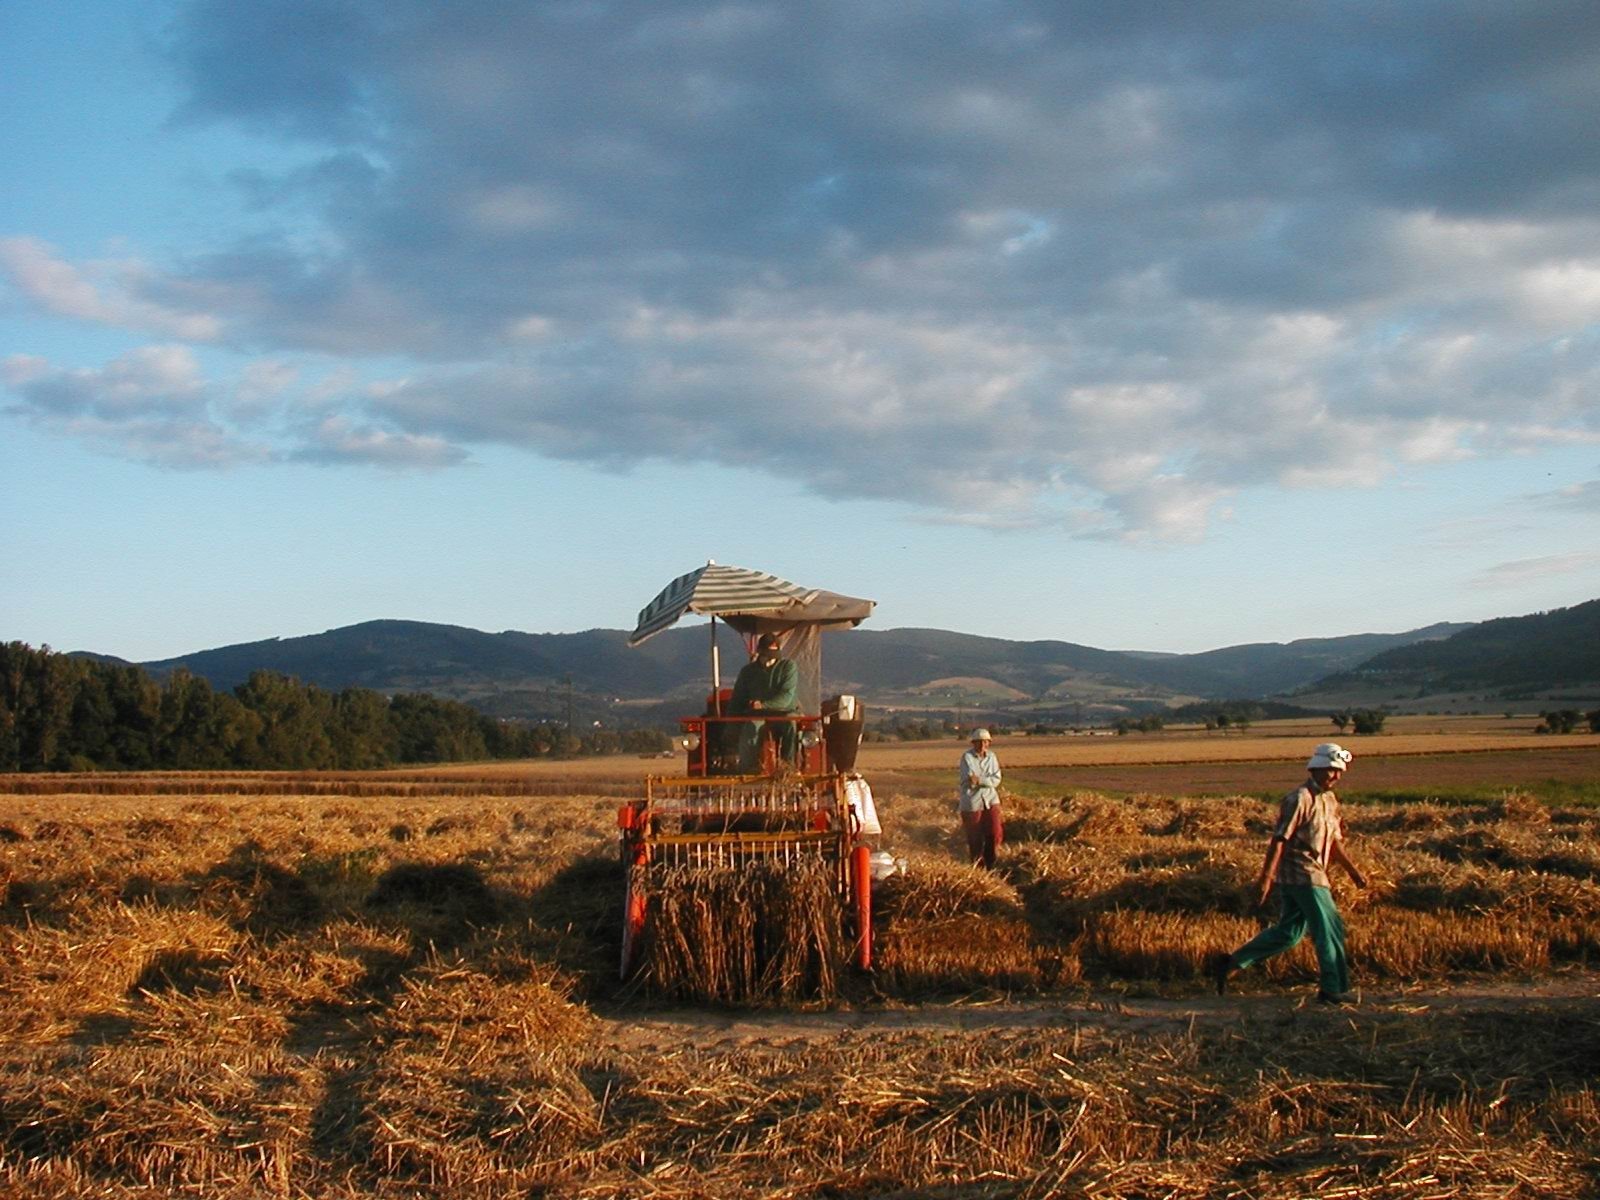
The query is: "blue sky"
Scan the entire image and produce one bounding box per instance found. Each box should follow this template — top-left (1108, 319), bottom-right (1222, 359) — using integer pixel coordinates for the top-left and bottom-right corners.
top-left (4, 1), bottom-right (1599, 663)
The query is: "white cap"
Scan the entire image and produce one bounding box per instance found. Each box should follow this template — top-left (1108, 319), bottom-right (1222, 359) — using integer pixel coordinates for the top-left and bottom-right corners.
top-left (969, 728), bottom-right (992, 742)
top-left (1307, 742), bottom-right (1353, 770)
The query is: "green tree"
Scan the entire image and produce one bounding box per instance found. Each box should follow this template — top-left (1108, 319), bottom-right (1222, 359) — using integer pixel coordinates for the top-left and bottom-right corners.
top-left (0, 646), bottom-right (562, 773)
top-left (389, 693), bottom-right (489, 763)
top-left (1351, 709), bottom-right (1387, 735)
top-left (543, 726), bottom-right (582, 757)
top-left (64, 664), bottom-right (117, 767)
top-left (1537, 709), bottom-right (1581, 734)
top-left (330, 688), bottom-right (397, 768)
top-left (0, 643), bottom-right (38, 770)
top-left (233, 671), bottom-right (336, 769)
top-left (622, 728), bottom-right (672, 754)
top-left (101, 665), bottom-right (162, 768)
top-left (157, 670), bottom-right (255, 768)
top-left (0, 643), bottom-right (79, 771)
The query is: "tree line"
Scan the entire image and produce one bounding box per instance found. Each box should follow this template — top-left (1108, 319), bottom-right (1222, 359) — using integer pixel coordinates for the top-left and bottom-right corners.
top-left (1536, 708), bottom-right (1600, 735)
top-left (0, 642), bottom-right (669, 772)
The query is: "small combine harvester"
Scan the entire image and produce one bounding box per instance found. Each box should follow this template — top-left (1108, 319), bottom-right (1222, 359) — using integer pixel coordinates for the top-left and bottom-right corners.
top-left (618, 562), bottom-right (878, 993)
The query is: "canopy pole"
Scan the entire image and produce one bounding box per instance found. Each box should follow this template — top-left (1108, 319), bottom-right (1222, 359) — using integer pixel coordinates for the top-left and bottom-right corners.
top-left (710, 616), bottom-right (722, 714)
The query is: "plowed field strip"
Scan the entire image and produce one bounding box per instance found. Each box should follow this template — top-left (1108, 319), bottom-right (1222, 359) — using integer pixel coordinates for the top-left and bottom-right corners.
top-left (872, 746), bottom-right (1600, 799)
top-left (855, 732), bottom-right (1595, 770)
top-left (1012, 747), bottom-right (1600, 798)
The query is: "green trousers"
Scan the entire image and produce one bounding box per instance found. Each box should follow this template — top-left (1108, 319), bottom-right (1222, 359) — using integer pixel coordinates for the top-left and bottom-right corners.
top-left (737, 717), bottom-right (796, 772)
top-left (1230, 884), bottom-right (1350, 995)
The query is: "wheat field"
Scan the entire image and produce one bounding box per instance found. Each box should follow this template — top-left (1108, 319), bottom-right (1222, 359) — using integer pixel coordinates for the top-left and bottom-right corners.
top-left (2, 737), bottom-right (1598, 1196)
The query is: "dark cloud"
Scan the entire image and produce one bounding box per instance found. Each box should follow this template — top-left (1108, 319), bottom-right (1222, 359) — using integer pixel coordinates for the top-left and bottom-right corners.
top-left (17, 0), bottom-right (1600, 536)
top-left (167, 0), bottom-right (385, 142)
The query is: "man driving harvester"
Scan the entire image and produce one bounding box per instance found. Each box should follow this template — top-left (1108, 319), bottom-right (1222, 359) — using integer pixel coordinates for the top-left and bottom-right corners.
top-left (731, 632), bottom-right (799, 771)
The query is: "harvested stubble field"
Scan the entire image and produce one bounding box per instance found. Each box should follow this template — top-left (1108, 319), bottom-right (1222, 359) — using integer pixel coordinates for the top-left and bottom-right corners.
top-left (2, 739), bottom-right (1598, 1198)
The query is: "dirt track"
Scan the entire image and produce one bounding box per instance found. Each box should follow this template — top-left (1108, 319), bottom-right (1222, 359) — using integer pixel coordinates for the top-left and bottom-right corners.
top-left (600, 971), bottom-right (1600, 1051)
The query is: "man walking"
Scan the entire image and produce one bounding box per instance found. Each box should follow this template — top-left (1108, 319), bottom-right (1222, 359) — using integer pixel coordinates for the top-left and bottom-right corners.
top-left (1213, 742), bottom-right (1368, 1004)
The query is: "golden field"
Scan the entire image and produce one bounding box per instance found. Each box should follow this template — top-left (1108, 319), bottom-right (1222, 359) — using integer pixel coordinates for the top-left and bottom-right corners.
top-left (1, 727), bottom-right (1598, 1197)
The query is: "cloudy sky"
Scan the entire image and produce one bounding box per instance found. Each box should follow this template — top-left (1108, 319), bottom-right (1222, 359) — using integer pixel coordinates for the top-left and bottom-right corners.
top-left (4, 1), bottom-right (1599, 663)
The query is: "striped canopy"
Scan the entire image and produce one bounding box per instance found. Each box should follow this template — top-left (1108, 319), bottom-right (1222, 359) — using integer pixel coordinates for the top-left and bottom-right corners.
top-left (628, 562), bottom-right (816, 646)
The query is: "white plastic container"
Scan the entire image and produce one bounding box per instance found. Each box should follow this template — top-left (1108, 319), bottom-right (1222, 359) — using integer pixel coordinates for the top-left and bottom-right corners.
top-left (868, 850), bottom-right (905, 881)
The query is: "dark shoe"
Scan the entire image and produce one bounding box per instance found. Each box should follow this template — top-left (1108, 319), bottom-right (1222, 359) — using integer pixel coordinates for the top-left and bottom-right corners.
top-left (1317, 990), bottom-right (1356, 1007)
top-left (1209, 954), bottom-right (1232, 996)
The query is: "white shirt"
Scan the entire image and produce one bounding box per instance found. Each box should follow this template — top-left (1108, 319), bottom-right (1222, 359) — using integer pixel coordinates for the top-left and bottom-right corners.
top-left (957, 748), bottom-right (1001, 812)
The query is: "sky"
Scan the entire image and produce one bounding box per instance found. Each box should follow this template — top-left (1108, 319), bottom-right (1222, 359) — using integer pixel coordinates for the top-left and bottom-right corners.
top-left (3, 0), bottom-right (1599, 664)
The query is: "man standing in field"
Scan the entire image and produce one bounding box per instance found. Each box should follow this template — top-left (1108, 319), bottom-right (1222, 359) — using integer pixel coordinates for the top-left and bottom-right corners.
top-left (958, 728), bottom-right (1003, 868)
top-left (1213, 741), bottom-right (1368, 1005)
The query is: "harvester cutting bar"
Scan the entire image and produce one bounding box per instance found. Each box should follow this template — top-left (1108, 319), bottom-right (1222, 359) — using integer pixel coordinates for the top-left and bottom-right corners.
top-left (618, 771), bottom-right (870, 977)
top-left (644, 773), bottom-right (836, 813)
top-left (646, 830), bottom-right (838, 870)
top-left (622, 774), bottom-right (850, 871)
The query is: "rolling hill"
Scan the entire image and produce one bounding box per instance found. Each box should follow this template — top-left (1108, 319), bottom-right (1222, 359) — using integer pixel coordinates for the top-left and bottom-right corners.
top-left (114, 615), bottom-right (1476, 723)
top-left (1307, 599), bottom-right (1600, 702)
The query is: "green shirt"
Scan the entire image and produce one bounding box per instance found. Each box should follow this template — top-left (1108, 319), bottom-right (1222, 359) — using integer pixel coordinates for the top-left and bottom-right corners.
top-left (730, 657), bottom-right (798, 714)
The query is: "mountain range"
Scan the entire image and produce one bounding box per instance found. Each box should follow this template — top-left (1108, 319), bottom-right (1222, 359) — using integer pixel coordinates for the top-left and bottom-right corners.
top-left (70, 598), bottom-right (1596, 725)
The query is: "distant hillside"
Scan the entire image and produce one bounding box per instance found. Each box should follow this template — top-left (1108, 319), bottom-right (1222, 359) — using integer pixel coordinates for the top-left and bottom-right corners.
top-left (1136, 624), bottom-right (1469, 696)
top-left (107, 616), bottom-right (1480, 723)
top-left (1316, 600), bottom-right (1600, 695)
top-left (825, 624), bottom-right (1470, 700)
top-left (824, 629), bottom-right (1152, 696)
top-left (137, 620), bottom-right (717, 720)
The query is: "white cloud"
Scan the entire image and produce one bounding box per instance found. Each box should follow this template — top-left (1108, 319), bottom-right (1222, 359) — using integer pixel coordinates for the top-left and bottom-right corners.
top-left (229, 359), bottom-right (301, 421)
top-left (0, 238), bottom-right (222, 341)
top-left (51, 413), bottom-right (267, 469)
top-left (1472, 553), bottom-right (1600, 589)
top-left (290, 416), bottom-right (469, 468)
top-left (505, 314), bottom-right (556, 341)
top-left (4, 345), bottom-right (207, 418)
top-left (462, 185), bottom-right (565, 234)
top-left (1, 345), bottom-right (264, 467)
top-left (0, 347), bottom-right (468, 471)
top-left (1392, 417), bottom-right (1482, 466)
top-left (1533, 478), bottom-right (1600, 511)
top-left (1514, 261), bottom-right (1600, 327)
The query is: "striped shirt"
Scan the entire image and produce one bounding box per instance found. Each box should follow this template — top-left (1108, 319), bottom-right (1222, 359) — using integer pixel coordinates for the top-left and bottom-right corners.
top-left (1273, 782), bottom-right (1343, 888)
